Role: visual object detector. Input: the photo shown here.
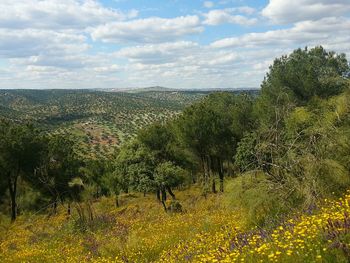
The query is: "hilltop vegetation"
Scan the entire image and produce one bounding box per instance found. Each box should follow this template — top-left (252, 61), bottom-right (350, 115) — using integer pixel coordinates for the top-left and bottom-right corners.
top-left (0, 89), bottom-right (204, 159)
top-left (0, 46), bottom-right (350, 262)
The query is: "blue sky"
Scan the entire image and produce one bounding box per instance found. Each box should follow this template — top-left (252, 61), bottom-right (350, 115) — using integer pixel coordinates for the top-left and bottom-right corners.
top-left (0, 0), bottom-right (349, 89)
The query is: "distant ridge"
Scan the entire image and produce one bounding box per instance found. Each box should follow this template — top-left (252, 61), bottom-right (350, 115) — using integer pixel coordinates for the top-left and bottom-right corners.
top-left (102, 86), bottom-right (259, 94)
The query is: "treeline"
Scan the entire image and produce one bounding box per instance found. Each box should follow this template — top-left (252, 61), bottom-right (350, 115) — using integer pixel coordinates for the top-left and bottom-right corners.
top-left (1, 46), bottom-right (350, 225)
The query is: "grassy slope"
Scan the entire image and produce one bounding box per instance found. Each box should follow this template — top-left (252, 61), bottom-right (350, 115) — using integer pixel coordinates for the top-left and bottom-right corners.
top-left (1, 177), bottom-right (349, 262)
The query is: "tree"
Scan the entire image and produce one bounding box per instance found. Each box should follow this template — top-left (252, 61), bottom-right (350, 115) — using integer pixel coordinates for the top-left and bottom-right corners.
top-left (31, 134), bottom-right (81, 215)
top-left (155, 162), bottom-right (185, 211)
top-left (0, 121), bottom-right (45, 221)
top-left (210, 93), bottom-right (255, 191)
top-left (261, 46), bottom-right (349, 106)
top-left (234, 132), bottom-right (258, 172)
top-left (176, 92), bottom-right (255, 193)
top-left (113, 140), bottom-right (156, 199)
top-left (80, 158), bottom-right (109, 198)
top-left (176, 99), bottom-right (217, 193)
top-left (138, 122), bottom-right (193, 195)
top-left (138, 122), bottom-right (193, 168)
top-left (242, 49), bottom-right (350, 215)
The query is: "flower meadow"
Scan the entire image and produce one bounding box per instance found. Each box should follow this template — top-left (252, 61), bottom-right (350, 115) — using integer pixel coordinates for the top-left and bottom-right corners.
top-left (159, 192), bottom-right (350, 263)
top-left (1, 187), bottom-right (350, 262)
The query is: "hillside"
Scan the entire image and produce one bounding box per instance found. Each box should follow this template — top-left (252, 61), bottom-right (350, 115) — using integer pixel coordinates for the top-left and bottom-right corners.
top-left (0, 89), bottom-right (205, 159)
top-left (0, 177), bottom-right (349, 262)
top-left (0, 47), bottom-right (349, 263)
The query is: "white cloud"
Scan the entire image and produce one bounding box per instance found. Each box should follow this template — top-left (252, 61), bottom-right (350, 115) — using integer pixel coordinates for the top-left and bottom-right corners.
top-left (93, 64), bottom-right (120, 73)
top-left (0, 0), bottom-right (139, 73)
top-left (0, 29), bottom-right (88, 58)
top-left (114, 41), bottom-right (275, 89)
top-left (91, 16), bottom-right (203, 43)
top-left (203, 1), bottom-right (214, 8)
top-left (0, 0), bottom-right (138, 30)
top-left (116, 41), bottom-right (199, 64)
top-left (211, 17), bottom-right (350, 49)
top-left (262, 0), bottom-right (350, 24)
top-left (0, 0), bottom-right (349, 90)
top-left (203, 8), bottom-right (257, 26)
top-left (5, 52), bottom-right (125, 89)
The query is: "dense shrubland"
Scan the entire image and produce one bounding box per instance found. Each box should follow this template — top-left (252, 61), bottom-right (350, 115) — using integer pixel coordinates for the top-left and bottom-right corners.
top-left (1, 46), bottom-right (350, 262)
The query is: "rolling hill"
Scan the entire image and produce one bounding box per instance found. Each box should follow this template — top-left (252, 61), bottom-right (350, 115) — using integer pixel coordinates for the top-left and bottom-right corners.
top-left (0, 89), bottom-right (206, 159)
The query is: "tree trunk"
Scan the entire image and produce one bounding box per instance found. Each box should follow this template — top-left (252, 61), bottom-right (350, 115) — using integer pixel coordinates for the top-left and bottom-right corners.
top-left (191, 171), bottom-right (196, 184)
top-left (212, 179), bottom-right (217, 193)
top-left (87, 201), bottom-right (94, 221)
top-left (167, 186), bottom-right (176, 200)
top-left (8, 175), bottom-right (18, 222)
top-left (207, 155), bottom-right (212, 179)
top-left (161, 187), bottom-right (167, 202)
top-left (67, 202), bottom-right (71, 216)
top-left (123, 187), bottom-right (129, 194)
top-left (218, 158), bottom-right (224, 192)
top-left (208, 156), bottom-right (217, 193)
top-left (156, 189), bottom-right (161, 201)
top-left (161, 187), bottom-right (167, 212)
top-left (201, 156), bottom-right (207, 183)
top-left (115, 196), bottom-right (119, 207)
top-left (53, 199), bottom-right (58, 215)
top-left (161, 200), bottom-right (167, 212)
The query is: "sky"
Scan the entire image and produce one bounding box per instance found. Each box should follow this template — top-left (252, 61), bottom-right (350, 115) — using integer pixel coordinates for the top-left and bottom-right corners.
top-left (0, 0), bottom-right (349, 90)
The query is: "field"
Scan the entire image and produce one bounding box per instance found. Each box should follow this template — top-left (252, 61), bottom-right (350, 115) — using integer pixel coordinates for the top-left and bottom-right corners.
top-left (0, 176), bottom-right (349, 263)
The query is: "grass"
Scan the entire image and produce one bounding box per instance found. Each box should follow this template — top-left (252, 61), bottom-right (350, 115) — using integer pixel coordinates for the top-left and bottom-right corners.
top-left (1, 178), bottom-right (350, 262)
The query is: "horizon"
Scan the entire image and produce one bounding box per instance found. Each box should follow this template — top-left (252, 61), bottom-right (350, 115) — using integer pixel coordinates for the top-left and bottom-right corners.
top-left (0, 86), bottom-right (260, 91)
top-left (0, 0), bottom-right (349, 90)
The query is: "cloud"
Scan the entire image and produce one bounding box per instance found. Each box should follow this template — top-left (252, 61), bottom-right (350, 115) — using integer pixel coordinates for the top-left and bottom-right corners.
top-left (203, 8), bottom-right (257, 26)
top-left (0, 0), bottom-right (138, 70)
top-left (114, 40), bottom-right (276, 89)
top-left (5, 52), bottom-right (125, 89)
top-left (262, 0), bottom-right (350, 24)
top-left (203, 1), bottom-right (214, 8)
top-left (116, 41), bottom-right (199, 64)
top-left (17, 54), bottom-right (86, 69)
top-left (211, 17), bottom-right (350, 49)
top-left (117, 41), bottom-right (241, 70)
top-left (0, 29), bottom-right (88, 58)
top-left (0, 0), bottom-right (138, 30)
top-left (91, 16), bottom-right (203, 43)
top-left (1, 0), bottom-right (349, 90)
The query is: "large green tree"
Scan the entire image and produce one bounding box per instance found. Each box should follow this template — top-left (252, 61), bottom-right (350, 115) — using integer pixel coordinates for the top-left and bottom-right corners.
top-left (176, 92), bottom-right (254, 192)
top-left (261, 46), bottom-right (349, 105)
top-left (0, 121), bottom-right (45, 221)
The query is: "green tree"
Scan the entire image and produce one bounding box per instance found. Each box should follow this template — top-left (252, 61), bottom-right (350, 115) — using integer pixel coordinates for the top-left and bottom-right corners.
top-left (31, 134), bottom-right (81, 215)
top-left (261, 46), bottom-right (349, 105)
top-left (155, 161), bottom-right (185, 211)
top-left (80, 158), bottom-right (109, 198)
top-left (176, 92), bottom-right (254, 192)
top-left (0, 121), bottom-right (45, 221)
top-left (113, 140), bottom-right (156, 199)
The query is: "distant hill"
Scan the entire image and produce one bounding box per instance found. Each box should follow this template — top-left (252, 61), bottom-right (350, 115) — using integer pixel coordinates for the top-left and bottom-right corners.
top-left (0, 88), bottom-right (258, 159)
top-left (0, 89), bottom-right (203, 159)
top-left (102, 86), bottom-right (260, 94)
